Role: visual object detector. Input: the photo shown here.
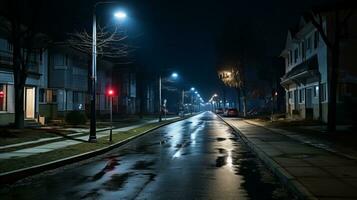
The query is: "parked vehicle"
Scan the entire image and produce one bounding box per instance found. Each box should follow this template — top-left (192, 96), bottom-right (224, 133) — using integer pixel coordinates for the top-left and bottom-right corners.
top-left (215, 108), bottom-right (224, 114)
top-left (224, 108), bottom-right (239, 117)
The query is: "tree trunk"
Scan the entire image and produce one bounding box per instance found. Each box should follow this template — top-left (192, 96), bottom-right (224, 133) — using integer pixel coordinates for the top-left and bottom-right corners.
top-left (13, 42), bottom-right (25, 129)
top-left (327, 45), bottom-right (339, 132)
top-left (236, 88), bottom-right (241, 113)
top-left (242, 88), bottom-right (247, 117)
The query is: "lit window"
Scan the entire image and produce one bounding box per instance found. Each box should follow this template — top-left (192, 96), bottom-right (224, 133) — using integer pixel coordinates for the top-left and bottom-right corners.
top-left (46, 89), bottom-right (57, 103)
top-left (0, 84), bottom-right (7, 111)
top-left (314, 86), bottom-right (318, 97)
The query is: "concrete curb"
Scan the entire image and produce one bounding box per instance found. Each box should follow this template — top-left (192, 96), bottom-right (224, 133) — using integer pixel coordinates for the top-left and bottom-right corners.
top-left (0, 116), bottom-right (191, 185)
top-left (217, 115), bottom-right (317, 200)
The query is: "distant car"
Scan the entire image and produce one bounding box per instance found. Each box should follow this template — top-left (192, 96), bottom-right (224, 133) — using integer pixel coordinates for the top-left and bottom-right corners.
top-left (215, 108), bottom-right (224, 114)
top-left (224, 108), bottom-right (239, 117)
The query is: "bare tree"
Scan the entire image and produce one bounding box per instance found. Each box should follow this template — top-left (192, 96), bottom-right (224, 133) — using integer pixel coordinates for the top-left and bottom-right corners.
top-left (218, 63), bottom-right (247, 116)
top-left (66, 25), bottom-right (130, 59)
top-left (307, 5), bottom-right (355, 132)
top-left (0, 0), bottom-right (47, 128)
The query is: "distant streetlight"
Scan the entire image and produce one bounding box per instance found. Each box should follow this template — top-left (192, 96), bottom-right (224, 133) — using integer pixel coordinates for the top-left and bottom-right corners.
top-left (191, 87), bottom-right (195, 91)
top-left (159, 72), bottom-right (179, 122)
top-left (171, 72), bottom-right (179, 78)
top-left (89, 2), bottom-right (127, 142)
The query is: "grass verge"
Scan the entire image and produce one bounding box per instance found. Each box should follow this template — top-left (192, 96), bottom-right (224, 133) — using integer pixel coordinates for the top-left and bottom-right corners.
top-left (0, 119), bottom-right (180, 174)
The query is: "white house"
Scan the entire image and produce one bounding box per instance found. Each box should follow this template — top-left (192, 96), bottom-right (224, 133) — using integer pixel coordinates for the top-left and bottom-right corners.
top-left (280, 13), bottom-right (357, 123)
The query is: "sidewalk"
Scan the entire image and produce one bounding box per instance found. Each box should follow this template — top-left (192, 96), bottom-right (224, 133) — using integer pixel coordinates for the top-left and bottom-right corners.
top-left (222, 117), bottom-right (357, 200)
top-left (0, 117), bottom-right (179, 160)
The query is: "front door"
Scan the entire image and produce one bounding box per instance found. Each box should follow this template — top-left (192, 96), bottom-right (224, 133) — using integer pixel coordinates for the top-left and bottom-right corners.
top-left (25, 87), bottom-right (35, 119)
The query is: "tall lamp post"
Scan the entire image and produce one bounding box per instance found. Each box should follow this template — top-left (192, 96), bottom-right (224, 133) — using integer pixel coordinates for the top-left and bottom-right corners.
top-left (158, 72), bottom-right (178, 122)
top-left (89, 2), bottom-right (126, 142)
top-left (180, 87), bottom-right (195, 117)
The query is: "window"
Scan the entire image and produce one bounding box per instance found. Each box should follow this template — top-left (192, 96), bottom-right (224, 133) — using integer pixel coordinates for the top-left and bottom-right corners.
top-left (306, 37), bottom-right (312, 50)
top-left (46, 89), bottom-right (57, 103)
top-left (7, 41), bottom-right (13, 52)
top-left (299, 89), bottom-right (304, 103)
top-left (301, 41), bottom-right (306, 59)
top-left (314, 31), bottom-right (319, 49)
top-left (288, 91), bottom-right (292, 99)
top-left (73, 91), bottom-right (84, 110)
top-left (0, 84), bottom-right (7, 111)
top-left (321, 83), bottom-right (327, 101)
top-left (53, 54), bottom-right (65, 66)
top-left (39, 88), bottom-right (45, 103)
top-left (65, 55), bottom-right (69, 66)
top-left (294, 48), bottom-right (298, 63)
top-left (314, 85), bottom-right (318, 97)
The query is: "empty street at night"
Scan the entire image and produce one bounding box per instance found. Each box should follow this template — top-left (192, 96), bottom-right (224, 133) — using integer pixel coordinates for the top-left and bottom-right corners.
top-left (1, 0), bottom-right (357, 199)
top-left (1, 112), bottom-right (292, 199)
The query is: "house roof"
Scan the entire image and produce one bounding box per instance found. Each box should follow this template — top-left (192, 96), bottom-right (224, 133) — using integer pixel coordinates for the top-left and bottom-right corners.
top-left (282, 55), bottom-right (318, 80)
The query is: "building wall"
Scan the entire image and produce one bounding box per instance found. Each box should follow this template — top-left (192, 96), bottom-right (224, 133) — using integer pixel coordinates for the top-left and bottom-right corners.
top-left (0, 37), bottom-right (46, 124)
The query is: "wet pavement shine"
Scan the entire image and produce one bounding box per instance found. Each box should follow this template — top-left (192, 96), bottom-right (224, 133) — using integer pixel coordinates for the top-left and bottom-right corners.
top-left (1, 112), bottom-right (293, 200)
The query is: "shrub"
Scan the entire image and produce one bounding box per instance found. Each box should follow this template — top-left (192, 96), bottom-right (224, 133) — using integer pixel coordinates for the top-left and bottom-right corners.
top-left (65, 111), bottom-right (87, 125)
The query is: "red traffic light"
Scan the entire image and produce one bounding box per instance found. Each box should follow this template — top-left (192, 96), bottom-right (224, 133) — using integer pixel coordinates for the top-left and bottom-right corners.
top-left (107, 89), bottom-right (115, 96)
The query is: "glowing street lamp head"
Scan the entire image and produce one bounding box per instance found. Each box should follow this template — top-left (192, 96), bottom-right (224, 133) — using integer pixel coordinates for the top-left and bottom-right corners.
top-left (194, 91), bottom-right (198, 94)
top-left (171, 72), bottom-right (178, 78)
top-left (190, 87), bottom-right (195, 91)
top-left (114, 11), bottom-right (127, 19)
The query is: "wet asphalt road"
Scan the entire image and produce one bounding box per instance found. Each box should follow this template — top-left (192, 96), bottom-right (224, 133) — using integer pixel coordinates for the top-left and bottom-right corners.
top-left (1, 112), bottom-right (292, 200)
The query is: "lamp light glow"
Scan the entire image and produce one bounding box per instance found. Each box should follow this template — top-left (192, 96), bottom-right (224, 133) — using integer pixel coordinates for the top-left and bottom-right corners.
top-left (114, 11), bottom-right (127, 19)
top-left (171, 72), bottom-right (178, 78)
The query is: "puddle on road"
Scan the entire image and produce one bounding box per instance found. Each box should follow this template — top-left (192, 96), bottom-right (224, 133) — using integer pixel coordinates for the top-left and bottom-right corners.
top-left (132, 160), bottom-right (156, 170)
top-left (216, 137), bottom-right (227, 142)
top-left (215, 148), bottom-right (229, 167)
top-left (80, 188), bottom-right (101, 199)
top-left (102, 172), bottom-right (132, 191)
top-left (92, 158), bottom-right (120, 181)
top-left (216, 156), bottom-right (227, 167)
top-left (230, 145), bottom-right (295, 200)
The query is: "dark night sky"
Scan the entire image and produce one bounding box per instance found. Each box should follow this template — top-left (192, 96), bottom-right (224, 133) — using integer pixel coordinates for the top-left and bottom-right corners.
top-left (3, 0), bottom-right (337, 101)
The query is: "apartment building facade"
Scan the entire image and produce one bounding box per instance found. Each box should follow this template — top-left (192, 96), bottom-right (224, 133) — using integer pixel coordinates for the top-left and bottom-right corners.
top-left (0, 37), bottom-right (48, 125)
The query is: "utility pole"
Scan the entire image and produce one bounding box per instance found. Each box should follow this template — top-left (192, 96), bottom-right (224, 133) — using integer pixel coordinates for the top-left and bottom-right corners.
top-left (89, 8), bottom-right (97, 142)
top-left (158, 75), bottom-right (162, 122)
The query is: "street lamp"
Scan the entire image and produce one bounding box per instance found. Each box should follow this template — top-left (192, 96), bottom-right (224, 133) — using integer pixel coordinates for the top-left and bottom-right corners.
top-left (159, 72), bottom-right (179, 122)
top-left (107, 88), bottom-right (115, 142)
top-left (114, 11), bottom-right (127, 19)
top-left (171, 72), bottom-right (178, 78)
top-left (89, 2), bottom-right (127, 142)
